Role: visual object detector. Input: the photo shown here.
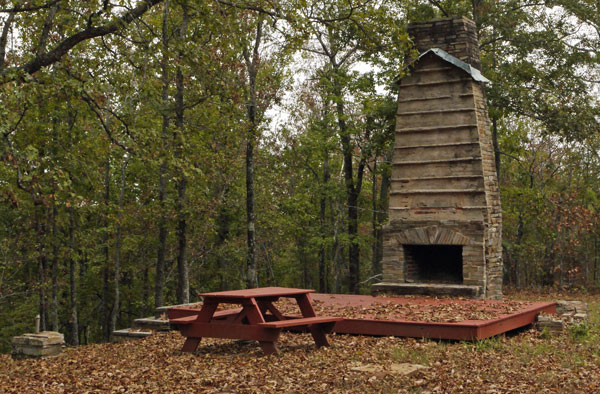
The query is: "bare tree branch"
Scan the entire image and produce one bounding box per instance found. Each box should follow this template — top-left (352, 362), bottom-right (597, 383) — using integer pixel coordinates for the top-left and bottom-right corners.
top-left (0, 0), bottom-right (164, 83)
top-left (428, 0), bottom-right (449, 17)
top-left (81, 91), bottom-right (134, 154)
top-left (36, 2), bottom-right (60, 57)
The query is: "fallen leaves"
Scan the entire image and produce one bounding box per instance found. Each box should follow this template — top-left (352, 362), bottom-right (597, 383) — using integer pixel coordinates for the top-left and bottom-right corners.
top-left (1, 291), bottom-right (599, 393)
top-left (274, 296), bottom-right (532, 323)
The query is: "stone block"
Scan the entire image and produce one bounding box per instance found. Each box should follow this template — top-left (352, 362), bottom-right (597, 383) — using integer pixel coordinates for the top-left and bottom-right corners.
top-left (11, 331), bottom-right (64, 359)
top-left (111, 328), bottom-right (153, 343)
top-left (556, 300), bottom-right (587, 315)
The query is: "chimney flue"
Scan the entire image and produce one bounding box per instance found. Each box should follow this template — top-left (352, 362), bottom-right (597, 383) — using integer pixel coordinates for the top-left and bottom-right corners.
top-left (407, 17), bottom-right (482, 70)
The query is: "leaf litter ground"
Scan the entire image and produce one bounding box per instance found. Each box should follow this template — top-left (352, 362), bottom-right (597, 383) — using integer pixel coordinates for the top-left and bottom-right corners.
top-left (1, 290), bottom-right (599, 393)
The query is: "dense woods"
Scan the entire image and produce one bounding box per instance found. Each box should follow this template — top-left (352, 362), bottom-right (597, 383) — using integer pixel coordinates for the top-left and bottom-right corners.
top-left (0, 0), bottom-right (598, 351)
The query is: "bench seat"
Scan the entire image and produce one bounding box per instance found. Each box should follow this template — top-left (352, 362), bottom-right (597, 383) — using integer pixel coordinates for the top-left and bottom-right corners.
top-left (169, 308), bottom-right (243, 325)
top-left (258, 316), bottom-right (342, 329)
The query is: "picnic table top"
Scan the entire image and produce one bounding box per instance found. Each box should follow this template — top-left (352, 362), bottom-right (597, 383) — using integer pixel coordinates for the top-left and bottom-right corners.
top-left (198, 286), bottom-right (315, 300)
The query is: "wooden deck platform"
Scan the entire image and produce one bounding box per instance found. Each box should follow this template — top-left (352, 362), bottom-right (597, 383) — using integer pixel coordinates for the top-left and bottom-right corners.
top-left (310, 293), bottom-right (556, 341)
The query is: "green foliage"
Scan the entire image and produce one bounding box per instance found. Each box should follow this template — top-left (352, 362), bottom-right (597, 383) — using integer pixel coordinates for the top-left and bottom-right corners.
top-left (471, 336), bottom-right (504, 352)
top-left (0, 0), bottom-right (598, 351)
top-left (569, 323), bottom-right (592, 343)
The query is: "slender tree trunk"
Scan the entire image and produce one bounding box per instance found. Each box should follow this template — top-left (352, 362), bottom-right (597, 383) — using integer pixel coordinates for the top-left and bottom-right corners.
top-left (243, 20), bottom-right (263, 289)
top-left (333, 82), bottom-right (360, 293)
top-left (299, 236), bottom-right (309, 288)
top-left (245, 133), bottom-right (257, 288)
top-left (373, 149), bottom-right (392, 277)
top-left (216, 192), bottom-right (232, 291)
top-left (515, 213), bottom-right (524, 288)
top-left (155, 0), bottom-right (170, 308)
top-left (175, 8), bottom-right (189, 304)
top-left (142, 265), bottom-right (150, 315)
top-left (68, 207), bottom-right (79, 346)
top-left (371, 160), bottom-right (378, 277)
top-left (38, 214), bottom-right (47, 332)
top-left (110, 158), bottom-right (127, 334)
top-left (102, 157), bottom-right (111, 342)
top-left (319, 150), bottom-right (330, 293)
top-left (0, 4), bottom-right (18, 73)
top-left (332, 202), bottom-right (344, 293)
top-left (492, 117), bottom-right (500, 178)
top-left (335, 92), bottom-right (370, 294)
top-left (50, 203), bottom-right (59, 331)
top-left (490, 24), bottom-right (501, 179)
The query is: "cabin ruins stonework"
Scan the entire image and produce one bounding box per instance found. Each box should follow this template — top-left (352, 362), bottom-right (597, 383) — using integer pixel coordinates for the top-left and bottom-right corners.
top-left (373, 17), bottom-right (503, 299)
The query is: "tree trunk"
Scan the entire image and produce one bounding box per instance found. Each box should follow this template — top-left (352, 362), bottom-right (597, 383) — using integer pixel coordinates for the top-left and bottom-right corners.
top-left (243, 20), bottom-right (263, 289)
top-left (333, 83), bottom-right (359, 293)
top-left (335, 93), bottom-right (370, 294)
top-left (155, 0), bottom-right (170, 309)
top-left (101, 157), bottom-right (111, 342)
top-left (110, 158), bottom-right (127, 334)
top-left (175, 8), bottom-right (189, 304)
top-left (68, 207), bottom-right (79, 346)
top-left (371, 160), bottom-right (378, 278)
top-left (492, 117), bottom-right (500, 179)
top-left (515, 213), bottom-right (524, 288)
top-left (372, 149), bottom-right (392, 277)
top-left (216, 192), bottom-right (232, 291)
top-left (319, 149), bottom-right (330, 293)
top-left (0, 0), bottom-right (20, 73)
top-left (332, 202), bottom-right (344, 293)
top-left (50, 202), bottom-right (59, 331)
top-left (38, 230), bottom-right (47, 333)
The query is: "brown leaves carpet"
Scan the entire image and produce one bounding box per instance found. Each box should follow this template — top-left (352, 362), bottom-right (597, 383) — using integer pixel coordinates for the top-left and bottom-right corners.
top-left (1, 292), bottom-right (599, 393)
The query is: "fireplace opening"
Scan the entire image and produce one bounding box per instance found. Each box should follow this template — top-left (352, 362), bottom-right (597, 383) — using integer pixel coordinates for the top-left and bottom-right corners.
top-left (403, 245), bottom-right (463, 284)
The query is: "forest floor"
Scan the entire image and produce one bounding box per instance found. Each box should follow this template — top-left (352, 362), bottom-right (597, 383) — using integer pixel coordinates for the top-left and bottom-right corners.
top-left (1, 289), bottom-right (599, 393)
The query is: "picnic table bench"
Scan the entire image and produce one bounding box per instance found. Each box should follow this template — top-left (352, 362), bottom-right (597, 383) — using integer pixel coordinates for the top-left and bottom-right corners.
top-left (169, 287), bottom-right (342, 355)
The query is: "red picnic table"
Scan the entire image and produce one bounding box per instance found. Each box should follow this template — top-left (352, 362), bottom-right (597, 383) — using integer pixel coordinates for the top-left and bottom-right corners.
top-left (169, 287), bottom-right (342, 355)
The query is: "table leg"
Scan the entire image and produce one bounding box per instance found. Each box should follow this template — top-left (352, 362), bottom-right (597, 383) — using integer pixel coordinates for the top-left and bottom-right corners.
top-left (296, 293), bottom-right (331, 348)
top-left (243, 298), bottom-right (281, 355)
top-left (180, 301), bottom-right (219, 353)
top-left (307, 325), bottom-right (329, 348)
top-left (182, 338), bottom-right (202, 353)
top-left (257, 300), bottom-right (285, 321)
top-left (259, 341), bottom-right (279, 355)
top-left (296, 293), bottom-right (317, 317)
top-left (242, 298), bottom-right (266, 324)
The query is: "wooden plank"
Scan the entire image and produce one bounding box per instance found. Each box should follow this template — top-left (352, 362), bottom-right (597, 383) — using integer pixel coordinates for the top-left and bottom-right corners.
top-left (213, 308), bottom-right (243, 319)
top-left (296, 293), bottom-right (317, 318)
top-left (170, 315), bottom-right (197, 325)
top-left (167, 307), bottom-right (201, 320)
top-left (258, 301), bottom-right (286, 321)
top-left (198, 287), bottom-right (314, 299)
top-left (196, 301), bottom-right (219, 322)
top-left (242, 298), bottom-right (266, 324)
top-left (259, 316), bottom-right (342, 328)
top-left (179, 323), bottom-right (280, 342)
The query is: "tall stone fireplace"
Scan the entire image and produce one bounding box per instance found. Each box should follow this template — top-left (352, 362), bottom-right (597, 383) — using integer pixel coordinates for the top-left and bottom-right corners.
top-left (372, 17), bottom-right (502, 299)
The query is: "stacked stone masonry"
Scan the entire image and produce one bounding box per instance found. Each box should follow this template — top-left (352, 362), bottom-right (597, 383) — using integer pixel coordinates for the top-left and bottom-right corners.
top-left (374, 17), bottom-right (502, 299)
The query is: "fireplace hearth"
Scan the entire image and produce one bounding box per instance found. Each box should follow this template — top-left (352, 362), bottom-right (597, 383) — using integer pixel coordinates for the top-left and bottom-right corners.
top-left (404, 245), bottom-right (463, 284)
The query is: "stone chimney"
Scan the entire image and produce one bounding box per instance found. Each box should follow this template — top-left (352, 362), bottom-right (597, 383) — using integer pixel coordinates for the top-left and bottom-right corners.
top-left (372, 17), bottom-right (502, 299)
top-left (407, 17), bottom-right (482, 70)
